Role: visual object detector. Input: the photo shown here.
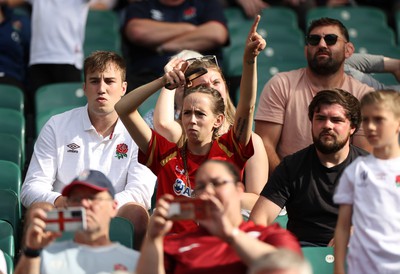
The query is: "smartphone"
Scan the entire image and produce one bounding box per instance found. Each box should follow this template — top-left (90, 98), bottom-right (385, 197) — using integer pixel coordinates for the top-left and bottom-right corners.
top-left (165, 67), bottom-right (208, 89)
top-left (167, 197), bottom-right (210, 221)
top-left (45, 207), bottom-right (87, 232)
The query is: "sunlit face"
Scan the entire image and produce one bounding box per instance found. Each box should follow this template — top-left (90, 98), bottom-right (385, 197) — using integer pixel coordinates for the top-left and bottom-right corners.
top-left (84, 63), bottom-right (127, 117)
top-left (195, 161), bottom-right (241, 209)
top-left (306, 25), bottom-right (349, 76)
top-left (311, 103), bottom-right (355, 154)
top-left (67, 186), bottom-right (117, 234)
top-left (361, 103), bottom-right (400, 149)
top-left (181, 92), bottom-right (223, 145)
top-left (190, 68), bottom-right (228, 102)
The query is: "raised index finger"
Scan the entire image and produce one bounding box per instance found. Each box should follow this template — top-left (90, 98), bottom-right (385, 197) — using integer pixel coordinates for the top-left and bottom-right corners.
top-left (249, 15), bottom-right (261, 37)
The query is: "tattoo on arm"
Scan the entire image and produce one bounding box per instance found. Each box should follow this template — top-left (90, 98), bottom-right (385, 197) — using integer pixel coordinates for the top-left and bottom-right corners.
top-left (236, 117), bottom-right (248, 141)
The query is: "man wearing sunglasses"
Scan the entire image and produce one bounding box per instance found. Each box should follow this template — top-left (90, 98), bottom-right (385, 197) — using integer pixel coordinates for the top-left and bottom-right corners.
top-left (255, 17), bottom-right (373, 174)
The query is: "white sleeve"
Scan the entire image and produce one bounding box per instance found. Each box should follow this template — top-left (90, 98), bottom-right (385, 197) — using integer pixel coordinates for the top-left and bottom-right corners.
top-left (21, 119), bottom-right (60, 207)
top-left (114, 144), bottom-right (156, 210)
top-left (0, 250), bottom-right (7, 274)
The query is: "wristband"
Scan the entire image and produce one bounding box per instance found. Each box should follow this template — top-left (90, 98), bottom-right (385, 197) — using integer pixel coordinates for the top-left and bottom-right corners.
top-left (23, 247), bottom-right (42, 258)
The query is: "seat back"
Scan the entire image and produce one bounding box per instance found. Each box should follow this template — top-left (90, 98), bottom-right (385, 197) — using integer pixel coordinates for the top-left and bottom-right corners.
top-left (0, 220), bottom-right (15, 259)
top-left (0, 190), bottom-right (20, 250)
top-left (302, 246), bottom-right (335, 274)
top-left (0, 134), bottom-right (22, 170)
top-left (0, 84), bottom-right (24, 113)
top-left (3, 252), bottom-right (13, 274)
top-left (35, 82), bottom-right (86, 117)
top-left (0, 108), bottom-right (25, 166)
top-left (0, 160), bottom-right (21, 217)
top-left (110, 217), bottom-right (134, 249)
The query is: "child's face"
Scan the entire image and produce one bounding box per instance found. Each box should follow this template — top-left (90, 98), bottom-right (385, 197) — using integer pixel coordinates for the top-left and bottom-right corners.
top-left (361, 103), bottom-right (400, 149)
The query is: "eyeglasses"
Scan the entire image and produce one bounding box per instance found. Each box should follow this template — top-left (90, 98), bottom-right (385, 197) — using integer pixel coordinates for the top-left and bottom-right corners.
top-left (186, 55), bottom-right (219, 67)
top-left (194, 179), bottom-right (235, 193)
top-left (67, 196), bottom-right (113, 205)
top-left (306, 34), bottom-right (346, 46)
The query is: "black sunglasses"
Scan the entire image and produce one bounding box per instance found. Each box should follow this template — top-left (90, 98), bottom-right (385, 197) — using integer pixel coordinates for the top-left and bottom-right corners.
top-left (306, 34), bottom-right (344, 46)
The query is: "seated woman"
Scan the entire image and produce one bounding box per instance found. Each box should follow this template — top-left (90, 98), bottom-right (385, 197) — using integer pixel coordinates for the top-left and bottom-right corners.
top-left (153, 52), bottom-right (268, 216)
top-left (136, 159), bottom-right (301, 274)
top-left (115, 16), bottom-right (266, 233)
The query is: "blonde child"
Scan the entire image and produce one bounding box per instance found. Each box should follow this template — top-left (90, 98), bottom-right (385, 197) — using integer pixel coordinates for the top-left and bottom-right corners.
top-left (334, 90), bottom-right (400, 274)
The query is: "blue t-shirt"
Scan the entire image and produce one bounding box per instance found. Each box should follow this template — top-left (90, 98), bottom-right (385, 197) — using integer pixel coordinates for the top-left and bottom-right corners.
top-left (0, 6), bottom-right (30, 83)
top-left (124, 0), bottom-right (228, 77)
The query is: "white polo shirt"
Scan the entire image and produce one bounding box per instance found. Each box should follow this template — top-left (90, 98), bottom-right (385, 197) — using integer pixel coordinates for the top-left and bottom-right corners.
top-left (22, 106), bottom-right (156, 209)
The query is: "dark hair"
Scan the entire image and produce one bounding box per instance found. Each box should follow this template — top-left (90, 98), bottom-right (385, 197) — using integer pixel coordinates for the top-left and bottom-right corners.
top-left (84, 51), bottom-right (126, 82)
top-left (199, 159), bottom-right (241, 183)
top-left (361, 90), bottom-right (400, 118)
top-left (185, 60), bottom-right (236, 126)
top-left (308, 89), bottom-right (362, 135)
top-left (307, 17), bottom-right (350, 42)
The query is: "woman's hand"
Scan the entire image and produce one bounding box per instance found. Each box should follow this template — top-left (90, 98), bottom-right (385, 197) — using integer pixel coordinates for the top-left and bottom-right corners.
top-left (244, 15), bottom-right (267, 63)
top-left (163, 58), bottom-right (189, 90)
top-left (147, 194), bottom-right (175, 239)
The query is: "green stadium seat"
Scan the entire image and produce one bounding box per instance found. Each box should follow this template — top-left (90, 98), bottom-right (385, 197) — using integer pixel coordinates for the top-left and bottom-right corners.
top-left (0, 220), bottom-right (15, 259)
top-left (84, 27), bottom-right (121, 57)
top-left (306, 6), bottom-right (387, 28)
top-left (273, 214), bottom-right (288, 229)
top-left (302, 246), bottom-right (335, 274)
top-left (348, 25), bottom-right (396, 49)
top-left (109, 217), bottom-right (134, 249)
top-left (0, 108), bottom-right (25, 166)
top-left (35, 82), bottom-right (86, 117)
top-left (3, 252), bottom-right (13, 274)
top-left (0, 84), bottom-right (24, 113)
top-left (0, 190), bottom-right (20, 247)
top-left (0, 134), bottom-right (22, 170)
top-left (86, 9), bottom-right (119, 33)
top-left (138, 90), bottom-right (160, 117)
top-left (259, 7), bottom-right (299, 29)
top-left (0, 160), bottom-right (22, 217)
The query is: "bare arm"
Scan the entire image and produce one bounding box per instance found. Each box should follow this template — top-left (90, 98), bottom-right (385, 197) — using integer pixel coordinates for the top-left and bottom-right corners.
top-left (234, 15), bottom-right (266, 146)
top-left (14, 208), bottom-right (61, 274)
top-left (383, 56), bottom-right (400, 82)
top-left (153, 58), bottom-right (186, 143)
top-left (241, 132), bottom-right (268, 211)
top-left (334, 204), bottom-right (352, 274)
top-left (254, 121), bottom-right (283, 175)
top-left (249, 196), bottom-right (282, 226)
top-left (136, 195), bottom-right (174, 274)
top-left (115, 59), bottom-right (188, 153)
top-left (125, 19), bottom-right (196, 48)
top-left (153, 87), bottom-right (182, 143)
top-left (160, 21), bottom-right (228, 53)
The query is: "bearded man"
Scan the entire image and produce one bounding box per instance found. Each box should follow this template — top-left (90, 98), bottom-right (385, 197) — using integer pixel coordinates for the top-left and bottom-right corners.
top-left (254, 17), bottom-right (373, 174)
top-left (250, 89), bottom-right (368, 247)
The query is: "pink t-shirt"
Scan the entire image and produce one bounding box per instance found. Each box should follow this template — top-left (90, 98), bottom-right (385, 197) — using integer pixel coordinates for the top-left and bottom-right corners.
top-left (255, 68), bottom-right (373, 159)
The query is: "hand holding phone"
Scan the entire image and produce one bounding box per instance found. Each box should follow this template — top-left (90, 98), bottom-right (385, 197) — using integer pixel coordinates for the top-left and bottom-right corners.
top-left (45, 207), bottom-right (87, 232)
top-left (167, 197), bottom-right (210, 221)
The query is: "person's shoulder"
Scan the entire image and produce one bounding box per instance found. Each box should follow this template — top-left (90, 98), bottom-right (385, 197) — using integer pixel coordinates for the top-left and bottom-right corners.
top-left (282, 145), bottom-right (314, 166)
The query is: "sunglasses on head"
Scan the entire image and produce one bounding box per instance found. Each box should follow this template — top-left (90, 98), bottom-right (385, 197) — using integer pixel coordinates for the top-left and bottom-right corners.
top-left (186, 55), bottom-right (219, 67)
top-left (306, 34), bottom-right (344, 46)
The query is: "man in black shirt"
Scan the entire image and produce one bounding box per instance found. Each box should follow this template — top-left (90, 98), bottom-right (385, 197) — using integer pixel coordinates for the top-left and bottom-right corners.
top-left (250, 88), bottom-right (368, 246)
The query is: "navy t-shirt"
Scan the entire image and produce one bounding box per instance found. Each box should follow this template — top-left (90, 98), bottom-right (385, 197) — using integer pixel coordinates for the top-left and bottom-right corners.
top-left (123, 0), bottom-right (228, 77)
